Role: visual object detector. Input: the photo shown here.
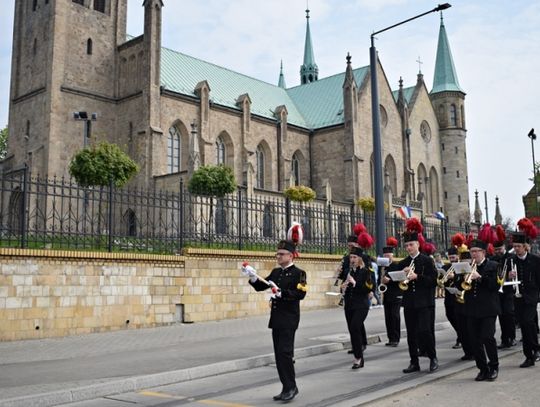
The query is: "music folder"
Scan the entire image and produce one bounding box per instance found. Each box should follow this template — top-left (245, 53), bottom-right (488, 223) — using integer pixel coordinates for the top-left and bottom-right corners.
top-left (387, 270), bottom-right (407, 282)
top-left (376, 257), bottom-right (391, 267)
top-left (451, 262), bottom-right (471, 274)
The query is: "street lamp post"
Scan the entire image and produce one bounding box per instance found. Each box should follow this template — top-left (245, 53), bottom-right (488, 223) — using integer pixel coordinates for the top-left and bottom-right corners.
top-left (370, 3), bottom-right (451, 255)
top-left (528, 128), bottom-right (538, 216)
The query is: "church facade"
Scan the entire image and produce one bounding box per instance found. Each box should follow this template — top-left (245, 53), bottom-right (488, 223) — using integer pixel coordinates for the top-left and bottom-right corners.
top-left (3, 0), bottom-right (470, 223)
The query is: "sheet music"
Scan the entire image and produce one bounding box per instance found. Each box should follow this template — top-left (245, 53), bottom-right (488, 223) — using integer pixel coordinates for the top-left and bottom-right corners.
top-left (452, 262), bottom-right (471, 274)
top-left (387, 270), bottom-right (407, 281)
top-left (376, 257), bottom-right (391, 267)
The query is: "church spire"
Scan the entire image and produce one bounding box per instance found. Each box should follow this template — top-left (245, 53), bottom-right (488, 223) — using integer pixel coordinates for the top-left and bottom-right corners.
top-left (300, 6), bottom-right (318, 84)
top-left (431, 13), bottom-right (464, 94)
top-left (278, 60), bottom-right (286, 88)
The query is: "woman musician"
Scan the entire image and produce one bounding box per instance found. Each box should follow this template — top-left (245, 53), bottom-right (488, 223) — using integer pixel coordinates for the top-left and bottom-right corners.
top-left (342, 246), bottom-right (375, 369)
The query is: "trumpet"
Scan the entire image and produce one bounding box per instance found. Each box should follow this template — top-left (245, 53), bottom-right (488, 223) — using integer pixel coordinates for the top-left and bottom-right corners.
top-left (437, 265), bottom-right (455, 288)
top-left (399, 259), bottom-right (415, 291)
top-left (497, 259), bottom-right (508, 294)
top-left (455, 289), bottom-right (465, 304)
top-left (511, 259), bottom-right (522, 298)
top-left (461, 260), bottom-right (476, 291)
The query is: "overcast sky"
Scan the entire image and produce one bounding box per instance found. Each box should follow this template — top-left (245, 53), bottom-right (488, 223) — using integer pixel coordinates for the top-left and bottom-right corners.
top-left (1, 0), bottom-right (539, 226)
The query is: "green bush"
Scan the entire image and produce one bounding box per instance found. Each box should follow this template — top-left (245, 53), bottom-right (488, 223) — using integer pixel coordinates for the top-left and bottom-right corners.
top-left (188, 165), bottom-right (236, 197)
top-left (284, 185), bottom-right (316, 202)
top-left (69, 142), bottom-right (138, 187)
top-left (356, 197), bottom-right (388, 212)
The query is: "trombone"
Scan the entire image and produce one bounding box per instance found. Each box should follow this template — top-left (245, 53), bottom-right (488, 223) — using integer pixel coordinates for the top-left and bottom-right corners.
top-left (399, 259), bottom-right (415, 291)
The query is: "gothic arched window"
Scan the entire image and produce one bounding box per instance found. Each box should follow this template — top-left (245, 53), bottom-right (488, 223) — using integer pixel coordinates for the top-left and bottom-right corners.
top-left (450, 104), bottom-right (457, 126)
top-left (167, 126), bottom-right (181, 173)
top-left (216, 136), bottom-right (225, 165)
top-left (256, 145), bottom-right (265, 189)
top-left (86, 38), bottom-right (93, 55)
top-left (291, 153), bottom-right (300, 186)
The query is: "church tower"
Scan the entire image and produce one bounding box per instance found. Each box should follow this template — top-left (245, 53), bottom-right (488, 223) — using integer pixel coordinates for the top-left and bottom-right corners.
top-left (430, 13), bottom-right (469, 224)
top-left (6, 0), bottom-right (127, 177)
top-left (300, 8), bottom-right (318, 84)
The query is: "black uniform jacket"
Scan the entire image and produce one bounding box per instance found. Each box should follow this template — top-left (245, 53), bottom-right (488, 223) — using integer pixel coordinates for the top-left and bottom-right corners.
top-left (343, 266), bottom-right (375, 310)
top-left (250, 264), bottom-right (307, 330)
top-left (381, 262), bottom-right (403, 303)
top-left (514, 252), bottom-right (540, 305)
top-left (397, 253), bottom-right (437, 309)
top-left (463, 259), bottom-right (501, 318)
top-left (443, 262), bottom-right (458, 307)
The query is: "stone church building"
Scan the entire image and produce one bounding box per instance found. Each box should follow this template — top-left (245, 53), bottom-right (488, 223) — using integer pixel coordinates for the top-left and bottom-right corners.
top-left (4, 0), bottom-right (471, 222)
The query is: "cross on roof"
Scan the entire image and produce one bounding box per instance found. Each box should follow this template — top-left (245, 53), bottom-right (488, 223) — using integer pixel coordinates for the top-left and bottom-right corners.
top-left (416, 56), bottom-right (423, 74)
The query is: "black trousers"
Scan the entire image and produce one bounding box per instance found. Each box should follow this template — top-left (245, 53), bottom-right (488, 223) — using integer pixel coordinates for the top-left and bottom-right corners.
top-left (404, 306), bottom-right (436, 364)
top-left (514, 299), bottom-right (540, 359)
top-left (455, 307), bottom-right (473, 357)
top-left (445, 303), bottom-right (460, 343)
top-left (466, 316), bottom-right (498, 372)
top-left (272, 328), bottom-right (296, 392)
top-left (345, 307), bottom-right (369, 359)
top-left (384, 300), bottom-right (401, 343)
top-left (498, 293), bottom-right (515, 344)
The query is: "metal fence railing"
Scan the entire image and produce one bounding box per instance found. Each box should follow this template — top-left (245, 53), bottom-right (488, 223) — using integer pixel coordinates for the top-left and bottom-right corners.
top-left (0, 167), bottom-right (471, 256)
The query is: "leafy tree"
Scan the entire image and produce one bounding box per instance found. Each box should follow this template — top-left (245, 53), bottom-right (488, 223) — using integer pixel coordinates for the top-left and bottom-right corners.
top-left (188, 165), bottom-right (236, 197)
top-left (69, 142), bottom-right (138, 187)
top-left (0, 126), bottom-right (7, 160)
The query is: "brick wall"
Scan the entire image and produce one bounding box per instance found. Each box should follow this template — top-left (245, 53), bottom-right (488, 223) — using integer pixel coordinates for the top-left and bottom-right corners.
top-left (0, 248), bottom-right (341, 341)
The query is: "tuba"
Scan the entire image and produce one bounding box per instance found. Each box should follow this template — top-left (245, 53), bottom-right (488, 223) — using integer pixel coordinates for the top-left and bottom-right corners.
top-left (399, 259), bottom-right (415, 291)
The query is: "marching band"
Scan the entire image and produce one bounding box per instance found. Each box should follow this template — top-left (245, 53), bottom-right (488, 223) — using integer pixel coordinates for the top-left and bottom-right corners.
top-left (244, 218), bottom-right (540, 403)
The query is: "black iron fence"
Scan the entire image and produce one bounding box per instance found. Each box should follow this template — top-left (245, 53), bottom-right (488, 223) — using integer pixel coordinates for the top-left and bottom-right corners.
top-left (0, 167), bottom-right (470, 256)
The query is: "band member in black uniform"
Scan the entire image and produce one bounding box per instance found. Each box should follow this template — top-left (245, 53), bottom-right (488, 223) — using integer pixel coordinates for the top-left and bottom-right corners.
top-left (441, 247), bottom-right (461, 349)
top-left (454, 250), bottom-right (475, 360)
top-left (380, 240), bottom-right (402, 347)
top-left (398, 229), bottom-right (439, 373)
top-left (510, 230), bottom-right (540, 367)
top-left (463, 239), bottom-right (501, 381)
top-left (246, 240), bottom-right (307, 402)
top-left (492, 239), bottom-right (517, 349)
top-left (342, 246), bottom-right (375, 369)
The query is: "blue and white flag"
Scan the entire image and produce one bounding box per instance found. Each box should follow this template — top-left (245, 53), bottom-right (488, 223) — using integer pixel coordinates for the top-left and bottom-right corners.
top-left (433, 211), bottom-right (446, 220)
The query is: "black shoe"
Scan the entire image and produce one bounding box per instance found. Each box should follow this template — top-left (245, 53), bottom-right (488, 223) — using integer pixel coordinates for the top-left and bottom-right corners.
top-left (487, 368), bottom-right (498, 381)
top-left (429, 358), bottom-right (439, 372)
top-left (281, 387), bottom-right (299, 402)
top-left (347, 350), bottom-right (354, 354)
top-left (389, 342), bottom-right (398, 347)
top-left (385, 342), bottom-right (393, 346)
top-left (403, 364), bottom-right (420, 373)
top-left (461, 354), bottom-right (475, 361)
top-left (352, 358), bottom-right (364, 369)
top-left (475, 370), bottom-right (487, 381)
top-left (535, 352), bottom-right (540, 362)
top-left (497, 342), bottom-right (510, 350)
top-left (520, 358), bottom-right (535, 368)
top-left (273, 393), bottom-right (284, 401)
top-left (452, 342), bottom-right (462, 349)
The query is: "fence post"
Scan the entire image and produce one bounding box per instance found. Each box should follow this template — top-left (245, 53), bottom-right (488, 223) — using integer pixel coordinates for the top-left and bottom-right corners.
top-left (237, 188), bottom-right (243, 250)
top-left (20, 165), bottom-right (29, 249)
top-left (442, 218), bottom-right (448, 250)
top-left (285, 197), bottom-right (291, 233)
top-left (327, 202), bottom-right (333, 254)
top-left (179, 179), bottom-right (184, 250)
top-left (108, 177), bottom-right (114, 252)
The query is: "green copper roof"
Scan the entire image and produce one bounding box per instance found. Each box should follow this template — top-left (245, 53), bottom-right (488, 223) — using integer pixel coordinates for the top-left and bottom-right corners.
top-left (431, 14), bottom-right (464, 94)
top-left (161, 47), bottom-right (307, 128)
top-left (302, 10), bottom-right (317, 68)
top-left (287, 67), bottom-right (369, 128)
top-left (161, 44), bottom-right (369, 130)
top-left (392, 86), bottom-right (416, 104)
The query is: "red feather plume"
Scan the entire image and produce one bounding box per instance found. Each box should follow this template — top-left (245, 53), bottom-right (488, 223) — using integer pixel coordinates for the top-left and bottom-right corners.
top-left (357, 232), bottom-right (374, 249)
top-left (422, 242), bottom-right (436, 256)
top-left (353, 222), bottom-right (367, 236)
top-left (405, 218), bottom-right (423, 234)
top-left (478, 223), bottom-right (497, 244)
top-left (417, 233), bottom-right (426, 251)
top-left (465, 233), bottom-right (475, 248)
top-left (518, 217), bottom-right (538, 240)
top-left (451, 233), bottom-right (465, 247)
top-left (486, 243), bottom-right (495, 256)
top-left (495, 225), bottom-right (506, 242)
top-left (386, 236), bottom-right (398, 247)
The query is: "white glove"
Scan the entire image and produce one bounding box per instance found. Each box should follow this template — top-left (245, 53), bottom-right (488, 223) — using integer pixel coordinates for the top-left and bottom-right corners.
top-left (269, 281), bottom-right (281, 298)
top-left (241, 263), bottom-right (257, 278)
